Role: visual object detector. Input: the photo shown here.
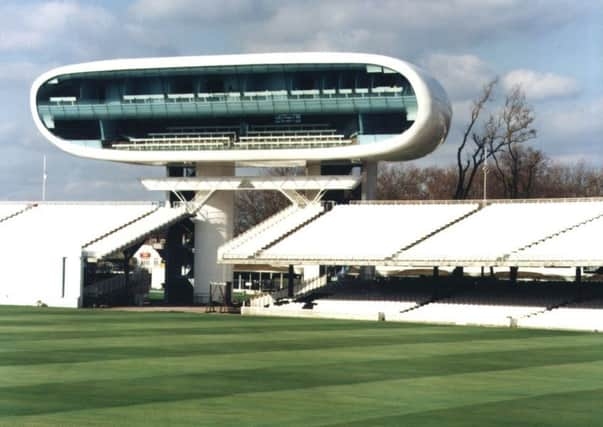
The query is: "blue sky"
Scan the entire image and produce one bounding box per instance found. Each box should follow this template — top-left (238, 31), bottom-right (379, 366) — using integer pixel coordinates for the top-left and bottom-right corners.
top-left (0, 0), bottom-right (601, 200)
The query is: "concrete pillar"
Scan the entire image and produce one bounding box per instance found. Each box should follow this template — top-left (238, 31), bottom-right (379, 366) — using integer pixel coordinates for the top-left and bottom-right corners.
top-left (194, 163), bottom-right (234, 304)
top-left (123, 256), bottom-right (130, 290)
top-left (361, 161), bottom-right (378, 201)
top-left (357, 113), bottom-right (364, 135)
top-left (360, 161), bottom-right (378, 280)
top-left (305, 162), bottom-right (321, 201)
top-left (164, 222), bottom-right (193, 304)
top-left (510, 266), bottom-right (518, 284)
top-left (288, 264), bottom-right (295, 298)
top-left (320, 163), bottom-right (359, 203)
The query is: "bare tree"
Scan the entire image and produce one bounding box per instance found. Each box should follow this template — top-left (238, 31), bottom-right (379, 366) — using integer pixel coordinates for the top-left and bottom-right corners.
top-left (379, 163), bottom-right (456, 200)
top-left (454, 80), bottom-right (538, 199)
top-left (520, 147), bottom-right (547, 198)
top-left (380, 158), bottom-right (602, 202)
top-left (454, 78), bottom-right (498, 199)
top-left (235, 190), bottom-right (289, 235)
top-left (489, 85), bottom-right (537, 198)
top-left (539, 161), bottom-right (603, 198)
top-left (492, 145), bottom-right (547, 198)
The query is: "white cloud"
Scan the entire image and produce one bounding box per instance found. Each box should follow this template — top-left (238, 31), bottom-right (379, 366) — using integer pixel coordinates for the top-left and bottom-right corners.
top-left (0, 122), bottom-right (18, 139)
top-left (0, 61), bottom-right (50, 83)
top-left (126, 0), bottom-right (591, 59)
top-left (0, 136), bottom-right (164, 201)
top-left (0, 0), bottom-right (600, 199)
top-left (541, 96), bottom-right (603, 136)
top-left (503, 69), bottom-right (580, 100)
top-left (519, 96), bottom-right (603, 164)
top-left (421, 54), bottom-right (496, 101)
top-left (129, 0), bottom-right (270, 23)
top-left (0, 2), bottom-right (103, 49)
top-left (0, 1), bottom-right (148, 60)
top-left (422, 96), bottom-right (603, 168)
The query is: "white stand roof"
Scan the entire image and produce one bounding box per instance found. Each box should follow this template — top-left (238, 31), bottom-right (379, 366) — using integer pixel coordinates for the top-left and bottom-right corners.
top-left (219, 198), bottom-right (603, 267)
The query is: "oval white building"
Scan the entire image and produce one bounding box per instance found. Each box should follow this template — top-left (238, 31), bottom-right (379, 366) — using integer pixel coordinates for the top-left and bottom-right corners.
top-left (31, 52), bottom-right (452, 165)
top-left (30, 52), bottom-right (452, 304)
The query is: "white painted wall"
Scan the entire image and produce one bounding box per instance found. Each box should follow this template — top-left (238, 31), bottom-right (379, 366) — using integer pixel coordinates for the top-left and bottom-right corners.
top-left (0, 244), bottom-right (82, 308)
top-left (194, 164), bottom-right (235, 303)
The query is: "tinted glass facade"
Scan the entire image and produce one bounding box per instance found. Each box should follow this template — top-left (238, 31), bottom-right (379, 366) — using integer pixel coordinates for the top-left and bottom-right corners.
top-left (35, 63), bottom-right (418, 152)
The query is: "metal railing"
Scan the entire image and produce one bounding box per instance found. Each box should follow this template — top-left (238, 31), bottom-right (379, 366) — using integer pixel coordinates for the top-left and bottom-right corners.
top-left (44, 87), bottom-right (412, 106)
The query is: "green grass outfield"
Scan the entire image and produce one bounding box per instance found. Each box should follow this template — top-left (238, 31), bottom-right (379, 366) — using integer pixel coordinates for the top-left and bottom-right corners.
top-left (1, 306), bottom-right (603, 426)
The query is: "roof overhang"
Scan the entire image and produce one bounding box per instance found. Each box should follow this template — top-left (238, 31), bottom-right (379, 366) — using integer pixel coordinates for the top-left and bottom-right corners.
top-left (219, 257), bottom-right (603, 268)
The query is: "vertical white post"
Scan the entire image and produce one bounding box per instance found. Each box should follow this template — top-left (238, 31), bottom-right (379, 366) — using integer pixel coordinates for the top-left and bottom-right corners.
top-left (42, 155), bottom-right (47, 201)
top-left (304, 163), bottom-right (321, 286)
top-left (305, 162), bottom-right (321, 201)
top-left (193, 163), bottom-right (234, 304)
top-left (482, 158), bottom-right (488, 202)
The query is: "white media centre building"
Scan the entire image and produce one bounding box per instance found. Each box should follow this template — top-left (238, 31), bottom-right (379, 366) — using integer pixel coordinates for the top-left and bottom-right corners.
top-left (15, 52), bottom-right (452, 307)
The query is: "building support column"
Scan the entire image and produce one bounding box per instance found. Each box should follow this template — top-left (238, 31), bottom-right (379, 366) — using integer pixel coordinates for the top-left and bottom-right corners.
top-left (288, 264), bottom-right (295, 298)
top-left (361, 161), bottom-right (378, 201)
top-left (453, 266), bottom-right (464, 278)
top-left (193, 163), bottom-right (234, 304)
top-left (305, 162), bottom-right (321, 201)
top-left (510, 266), bottom-right (518, 284)
top-left (122, 246), bottom-right (139, 294)
top-left (302, 163), bottom-right (322, 288)
top-left (164, 221), bottom-right (193, 304)
top-left (360, 161), bottom-right (378, 280)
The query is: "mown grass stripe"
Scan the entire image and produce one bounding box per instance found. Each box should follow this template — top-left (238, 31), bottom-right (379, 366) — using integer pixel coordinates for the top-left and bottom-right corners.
top-left (2, 334), bottom-right (601, 388)
top-left (329, 387), bottom-right (603, 427)
top-left (0, 327), bottom-right (585, 366)
top-left (0, 321), bottom-right (466, 341)
top-left (1, 307), bottom-right (602, 426)
top-left (2, 343), bottom-right (603, 417)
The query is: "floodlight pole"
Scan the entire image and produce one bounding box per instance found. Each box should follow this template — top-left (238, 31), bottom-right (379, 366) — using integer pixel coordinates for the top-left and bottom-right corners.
top-left (42, 155), bottom-right (47, 201)
top-left (482, 160), bottom-right (487, 202)
top-left (482, 147), bottom-right (491, 203)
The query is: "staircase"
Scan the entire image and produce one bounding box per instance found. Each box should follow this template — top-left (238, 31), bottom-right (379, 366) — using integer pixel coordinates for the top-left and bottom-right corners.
top-left (83, 207), bottom-right (189, 258)
top-left (249, 274), bottom-right (329, 307)
top-left (221, 203), bottom-right (324, 260)
top-left (388, 204), bottom-right (482, 259)
top-left (506, 211), bottom-right (603, 259)
top-left (254, 207), bottom-right (327, 256)
top-left (520, 296), bottom-right (586, 320)
top-left (82, 206), bottom-right (159, 247)
top-left (219, 204), bottom-right (298, 257)
top-left (0, 203), bottom-right (36, 223)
